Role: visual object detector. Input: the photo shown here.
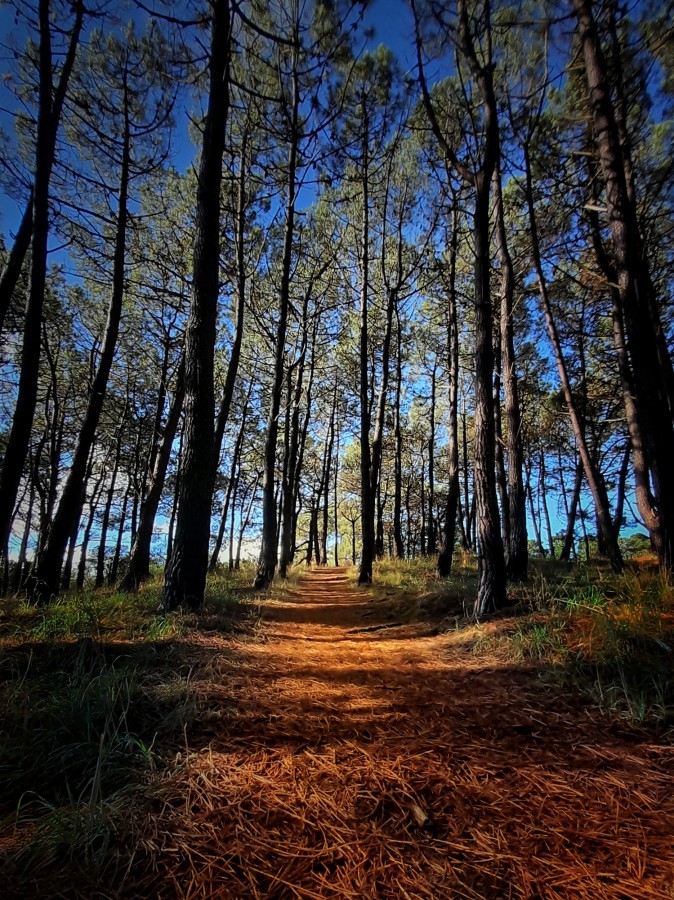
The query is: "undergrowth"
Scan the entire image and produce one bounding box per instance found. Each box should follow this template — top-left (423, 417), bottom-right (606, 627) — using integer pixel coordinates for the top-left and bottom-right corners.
top-left (473, 560), bottom-right (674, 729)
top-left (0, 562), bottom-right (257, 879)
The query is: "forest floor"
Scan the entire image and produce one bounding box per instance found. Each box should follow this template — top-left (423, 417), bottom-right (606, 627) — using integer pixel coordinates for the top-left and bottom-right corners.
top-left (2, 563), bottom-right (674, 898)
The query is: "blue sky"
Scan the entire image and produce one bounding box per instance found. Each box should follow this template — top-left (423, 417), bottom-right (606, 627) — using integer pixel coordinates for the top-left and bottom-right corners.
top-left (0, 0), bottom-right (417, 244)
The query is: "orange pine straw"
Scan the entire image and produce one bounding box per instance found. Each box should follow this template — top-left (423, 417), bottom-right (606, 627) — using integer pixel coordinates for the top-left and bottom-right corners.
top-left (5, 567), bottom-right (674, 898)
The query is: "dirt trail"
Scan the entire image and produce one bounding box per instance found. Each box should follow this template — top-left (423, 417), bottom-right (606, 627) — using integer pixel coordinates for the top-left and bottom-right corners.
top-left (136, 567), bottom-right (674, 899)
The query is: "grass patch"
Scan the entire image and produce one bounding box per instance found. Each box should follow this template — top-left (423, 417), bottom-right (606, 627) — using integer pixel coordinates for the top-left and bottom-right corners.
top-left (0, 563), bottom-right (259, 879)
top-left (472, 560), bottom-right (674, 729)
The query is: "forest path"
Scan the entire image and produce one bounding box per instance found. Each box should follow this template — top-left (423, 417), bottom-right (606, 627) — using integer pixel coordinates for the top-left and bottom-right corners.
top-left (138, 567), bottom-right (674, 899)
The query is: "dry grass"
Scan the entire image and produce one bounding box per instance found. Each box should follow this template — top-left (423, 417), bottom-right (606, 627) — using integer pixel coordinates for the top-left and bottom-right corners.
top-left (2, 564), bottom-right (674, 898)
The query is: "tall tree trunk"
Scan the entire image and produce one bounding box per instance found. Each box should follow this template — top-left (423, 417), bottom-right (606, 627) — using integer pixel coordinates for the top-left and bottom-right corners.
top-left (11, 476), bottom-right (35, 594)
top-left (291, 334), bottom-right (316, 560)
top-left (109, 477), bottom-right (130, 585)
top-left (393, 308), bottom-right (405, 558)
top-left (279, 289), bottom-right (311, 577)
top-left (163, 0), bottom-right (231, 610)
top-left (321, 385), bottom-right (337, 565)
top-left (427, 364), bottom-right (437, 555)
top-left (165, 428), bottom-right (183, 568)
top-left (415, 0), bottom-right (506, 612)
top-left (76, 465), bottom-right (107, 590)
top-left (212, 126), bottom-right (249, 470)
top-left (560, 460), bottom-right (583, 562)
top-left (0, 198), bottom-right (33, 337)
top-left (575, 0), bottom-right (674, 569)
top-left (462, 402), bottom-right (472, 550)
top-left (228, 471), bottom-right (239, 570)
top-left (437, 210), bottom-right (460, 576)
top-left (526, 455), bottom-right (545, 556)
top-left (255, 40), bottom-right (299, 590)
top-left (493, 163), bottom-right (527, 579)
top-left (236, 473), bottom-right (260, 568)
top-left (539, 449), bottom-right (555, 558)
top-left (95, 421), bottom-right (125, 587)
top-left (358, 110), bottom-right (374, 585)
top-left (119, 357), bottom-right (185, 590)
top-left (420, 451), bottom-right (426, 557)
top-left (472, 163), bottom-right (506, 615)
top-left (522, 142), bottom-right (623, 572)
top-left (209, 383), bottom-right (250, 572)
top-left (29, 87), bottom-right (132, 603)
top-left (333, 431), bottom-right (340, 566)
top-left (0, 0), bottom-right (75, 556)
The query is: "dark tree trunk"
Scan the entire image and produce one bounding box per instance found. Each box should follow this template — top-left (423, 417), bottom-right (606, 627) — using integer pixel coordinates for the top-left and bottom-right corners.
top-left (522, 142), bottom-right (623, 572)
top-left (228, 471), bottom-right (239, 570)
top-left (60, 514), bottom-right (80, 592)
top-left (236, 473), bottom-right (260, 568)
top-left (415, 0), bottom-right (506, 614)
top-left (471, 164), bottom-right (506, 616)
top-left (493, 163), bottom-right (527, 580)
top-left (95, 421), bottom-right (125, 587)
top-left (163, 0), bottom-right (231, 610)
top-left (120, 358), bottom-right (185, 590)
top-left (0, 198), bottom-right (33, 337)
top-left (279, 289), bottom-right (311, 577)
top-left (539, 449), bottom-right (555, 558)
top-left (427, 364), bottom-right (437, 555)
top-left (165, 428), bottom-right (182, 568)
top-left (29, 92), bottom-right (132, 603)
top-left (291, 323), bottom-right (317, 562)
top-left (129, 426), bottom-right (143, 546)
top-left (212, 126), bottom-right (249, 473)
top-left (525, 456), bottom-right (545, 557)
top-left (405, 481), bottom-right (412, 558)
top-left (437, 209), bottom-right (460, 576)
top-left (321, 385), bottom-right (337, 565)
top-left (358, 115), bottom-right (374, 585)
top-left (0, 0), bottom-right (61, 556)
top-left (613, 443), bottom-right (630, 542)
top-left (333, 431), bottom-right (340, 566)
top-left (255, 43), bottom-right (299, 590)
top-left (109, 477), bottom-right (130, 585)
top-left (560, 460), bottom-right (583, 562)
top-left (575, 0), bottom-right (674, 569)
top-left (76, 466), bottom-right (107, 590)
top-left (493, 342), bottom-right (509, 548)
top-left (209, 383), bottom-right (249, 572)
top-left (461, 403), bottom-right (472, 550)
top-left (0, 0), bottom-right (82, 338)
top-left (11, 476), bottom-right (35, 594)
top-left (393, 308), bottom-right (404, 558)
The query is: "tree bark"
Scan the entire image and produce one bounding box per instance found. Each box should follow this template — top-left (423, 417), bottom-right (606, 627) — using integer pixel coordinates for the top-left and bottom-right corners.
top-left (163, 0), bottom-right (231, 610)
top-left (493, 163), bottom-right (527, 579)
top-left (95, 420), bottom-right (125, 587)
top-left (0, 0), bottom-right (77, 557)
top-left (427, 364), bottom-right (437, 555)
top-left (119, 357), bottom-right (185, 590)
top-left (437, 209), bottom-right (460, 576)
top-left (575, 0), bottom-right (674, 569)
top-left (358, 108), bottom-right (374, 585)
top-left (0, 1), bottom-right (83, 337)
top-left (29, 81), bottom-right (132, 603)
top-left (522, 141), bottom-right (623, 572)
top-left (393, 306), bottom-right (405, 558)
top-left (254, 37), bottom-right (299, 590)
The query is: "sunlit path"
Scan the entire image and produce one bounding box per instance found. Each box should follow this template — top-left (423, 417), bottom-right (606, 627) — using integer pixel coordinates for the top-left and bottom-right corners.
top-left (122, 567), bottom-right (674, 899)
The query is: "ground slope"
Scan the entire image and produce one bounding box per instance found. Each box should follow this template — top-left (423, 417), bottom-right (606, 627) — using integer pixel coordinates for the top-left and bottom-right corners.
top-left (105, 565), bottom-right (674, 899)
